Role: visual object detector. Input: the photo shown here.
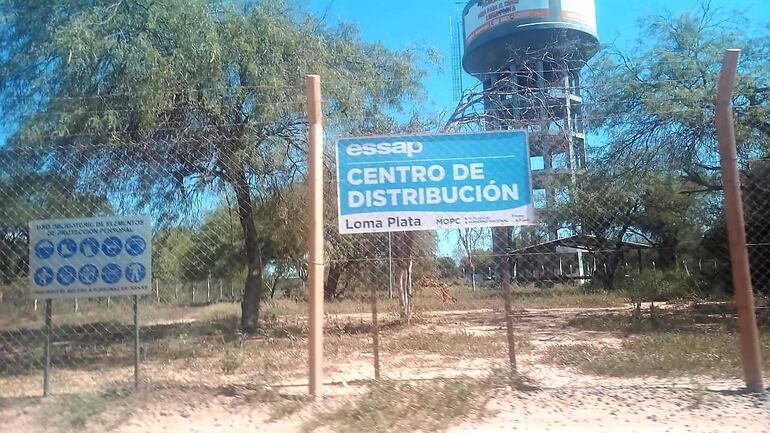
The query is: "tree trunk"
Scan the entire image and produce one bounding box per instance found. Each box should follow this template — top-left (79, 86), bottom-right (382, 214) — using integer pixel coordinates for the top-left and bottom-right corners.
top-left (392, 232), bottom-right (415, 324)
top-left (232, 166), bottom-right (264, 334)
top-left (658, 232), bottom-right (678, 269)
top-left (397, 260), bottom-right (413, 324)
top-left (470, 263), bottom-right (477, 293)
top-left (324, 263), bottom-right (343, 300)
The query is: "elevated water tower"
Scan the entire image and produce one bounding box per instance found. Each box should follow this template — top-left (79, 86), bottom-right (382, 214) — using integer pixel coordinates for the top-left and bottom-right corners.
top-left (461, 0), bottom-right (599, 241)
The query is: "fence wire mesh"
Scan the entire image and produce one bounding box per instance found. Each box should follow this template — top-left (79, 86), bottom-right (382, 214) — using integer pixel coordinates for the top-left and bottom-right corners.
top-left (744, 159), bottom-right (770, 295)
top-left (0, 95), bottom-right (767, 403)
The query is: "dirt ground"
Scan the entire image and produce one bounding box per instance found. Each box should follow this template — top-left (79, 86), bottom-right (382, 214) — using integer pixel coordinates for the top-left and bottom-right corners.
top-left (1, 306), bottom-right (768, 433)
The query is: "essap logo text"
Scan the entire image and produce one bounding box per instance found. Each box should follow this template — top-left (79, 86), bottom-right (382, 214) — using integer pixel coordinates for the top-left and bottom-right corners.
top-left (345, 141), bottom-right (423, 158)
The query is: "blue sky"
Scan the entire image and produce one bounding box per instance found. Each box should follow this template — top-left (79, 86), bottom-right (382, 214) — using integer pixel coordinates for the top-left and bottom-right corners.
top-left (306, 0), bottom-right (770, 116)
top-left (303, 0), bottom-right (769, 257)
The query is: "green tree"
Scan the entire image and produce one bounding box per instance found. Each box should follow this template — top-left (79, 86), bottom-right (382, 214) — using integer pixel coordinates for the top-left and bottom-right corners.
top-left (152, 228), bottom-right (195, 283)
top-left (0, 0), bottom-right (424, 332)
top-left (703, 160), bottom-right (770, 294)
top-left (545, 169), bottom-right (703, 290)
top-left (434, 257), bottom-right (461, 280)
top-left (459, 249), bottom-right (494, 281)
top-left (322, 175), bottom-right (390, 301)
top-left (631, 174), bottom-right (709, 268)
top-left (0, 149), bottom-right (111, 302)
top-left (183, 184), bottom-right (307, 283)
top-left (587, 3), bottom-right (770, 187)
top-left (456, 227), bottom-right (488, 292)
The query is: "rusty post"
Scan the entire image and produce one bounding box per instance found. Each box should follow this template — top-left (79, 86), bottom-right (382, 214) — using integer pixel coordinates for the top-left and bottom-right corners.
top-left (715, 49), bottom-right (765, 393)
top-left (494, 227), bottom-right (517, 373)
top-left (306, 75), bottom-right (325, 398)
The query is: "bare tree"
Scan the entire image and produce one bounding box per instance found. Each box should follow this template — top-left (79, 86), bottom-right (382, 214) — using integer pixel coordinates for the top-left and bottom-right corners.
top-left (457, 228), bottom-right (488, 292)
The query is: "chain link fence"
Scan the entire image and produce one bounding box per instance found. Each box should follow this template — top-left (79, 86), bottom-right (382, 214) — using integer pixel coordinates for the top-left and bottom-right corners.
top-left (0, 103), bottom-right (767, 401)
top-left (0, 141), bottom-right (310, 399)
top-left (744, 159), bottom-right (770, 296)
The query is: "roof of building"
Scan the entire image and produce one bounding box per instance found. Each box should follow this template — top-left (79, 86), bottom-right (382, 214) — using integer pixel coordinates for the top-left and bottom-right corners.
top-left (511, 234), bottom-right (651, 254)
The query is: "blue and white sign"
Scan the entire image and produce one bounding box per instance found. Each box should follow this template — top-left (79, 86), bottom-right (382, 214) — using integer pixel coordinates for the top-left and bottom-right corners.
top-left (28, 216), bottom-right (152, 299)
top-left (336, 131), bottom-right (535, 234)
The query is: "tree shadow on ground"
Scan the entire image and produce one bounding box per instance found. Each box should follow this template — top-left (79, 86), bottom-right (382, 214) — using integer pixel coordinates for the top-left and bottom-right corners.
top-left (566, 302), bottom-right (770, 336)
top-left (0, 313), bottom-right (395, 377)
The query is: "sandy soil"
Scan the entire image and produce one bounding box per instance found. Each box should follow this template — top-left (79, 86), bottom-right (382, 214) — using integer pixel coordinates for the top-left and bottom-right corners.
top-left (1, 307), bottom-right (768, 433)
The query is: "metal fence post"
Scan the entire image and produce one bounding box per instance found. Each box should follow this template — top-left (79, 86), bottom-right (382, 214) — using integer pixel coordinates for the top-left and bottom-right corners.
top-left (133, 295), bottom-right (140, 390)
top-left (43, 299), bottom-right (52, 397)
top-left (371, 281), bottom-right (381, 380)
top-left (715, 48), bottom-right (765, 393)
top-left (306, 74), bottom-right (324, 398)
top-left (494, 227), bottom-right (517, 374)
top-left (501, 248), bottom-right (517, 373)
top-left (388, 232), bottom-right (394, 299)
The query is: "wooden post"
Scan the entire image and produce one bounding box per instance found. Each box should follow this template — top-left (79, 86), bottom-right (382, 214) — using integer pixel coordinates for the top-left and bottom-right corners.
top-left (715, 49), bottom-right (765, 393)
top-left (494, 227), bottom-right (517, 373)
top-left (306, 75), bottom-right (324, 398)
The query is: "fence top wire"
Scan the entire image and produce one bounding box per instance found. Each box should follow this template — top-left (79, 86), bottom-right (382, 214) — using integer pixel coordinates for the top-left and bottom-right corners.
top-left (1, 96), bottom-right (750, 118)
top-left (2, 106), bottom-right (765, 147)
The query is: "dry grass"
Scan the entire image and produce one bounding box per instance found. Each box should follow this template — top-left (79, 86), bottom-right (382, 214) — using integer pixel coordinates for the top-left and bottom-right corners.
top-left (305, 379), bottom-right (485, 433)
top-left (567, 302), bottom-right (770, 335)
top-left (0, 283), bottom-right (627, 333)
top-left (383, 331), bottom-right (531, 359)
top-left (544, 304), bottom-right (770, 378)
top-left (264, 286), bottom-right (626, 318)
top-left (43, 385), bottom-right (134, 431)
top-left (542, 332), bottom-right (770, 378)
top-left (514, 291), bottom-right (626, 309)
top-left (0, 284), bottom-right (628, 406)
top-left (268, 397), bottom-right (306, 421)
top-left (304, 366), bottom-right (540, 433)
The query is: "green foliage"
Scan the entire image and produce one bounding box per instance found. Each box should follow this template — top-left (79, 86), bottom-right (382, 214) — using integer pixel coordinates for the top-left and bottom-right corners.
top-left (545, 169), bottom-right (706, 290)
top-left (0, 165), bottom-right (111, 285)
top-left (151, 183), bottom-right (307, 283)
top-left (702, 160), bottom-right (770, 294)
top-left (152, 228), bottom-right (195, 283)
top-left (0, 0), bottom-right (426, 329)
top-left (587, 3), bottom-right (770, 186)
top-left (618, 270), bottom-right (706, 310)
top-left (459, 249), bottom-right (494, 276)
top-left (434, 257), bottom-right (461, 280)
